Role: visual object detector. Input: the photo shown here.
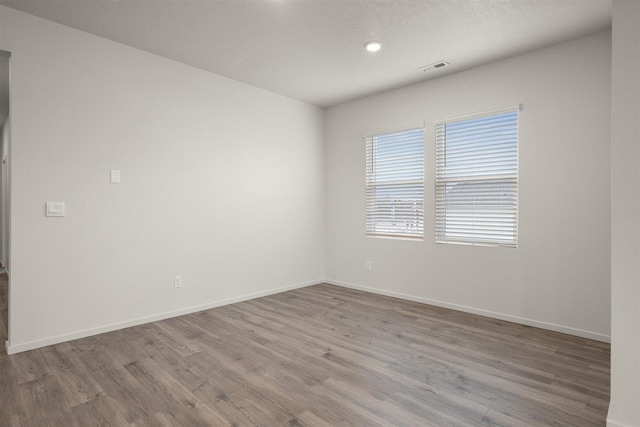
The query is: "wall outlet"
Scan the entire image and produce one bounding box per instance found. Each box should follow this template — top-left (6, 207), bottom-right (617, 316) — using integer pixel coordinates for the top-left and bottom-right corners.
top-left (174, 276), bottom-right (182, 288)
top-left (365, 261), bottom-right (372, 271)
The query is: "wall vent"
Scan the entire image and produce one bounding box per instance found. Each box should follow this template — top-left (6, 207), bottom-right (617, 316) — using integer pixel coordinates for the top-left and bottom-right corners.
top-left (419, 60), bottom-right (450, 72)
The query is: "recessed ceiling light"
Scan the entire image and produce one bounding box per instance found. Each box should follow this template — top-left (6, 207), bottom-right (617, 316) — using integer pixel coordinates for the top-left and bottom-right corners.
top-left (364, 41), bottom-right (382, 52)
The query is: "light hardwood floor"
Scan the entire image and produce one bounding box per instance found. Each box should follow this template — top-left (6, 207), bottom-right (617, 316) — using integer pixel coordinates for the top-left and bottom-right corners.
top-left (0, 283), bottom-right (610, 426)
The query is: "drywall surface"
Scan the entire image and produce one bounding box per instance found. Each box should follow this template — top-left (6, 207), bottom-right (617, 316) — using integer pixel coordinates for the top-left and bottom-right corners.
top-left (325, 31), bottom-right (611, 341)
top-left (609, 1), bottom-right (640, 425)
top-left (0, 6), bottom-right (325, 352)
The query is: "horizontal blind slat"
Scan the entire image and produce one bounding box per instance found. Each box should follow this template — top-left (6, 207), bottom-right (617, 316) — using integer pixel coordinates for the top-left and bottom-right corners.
top-left (435, 109), bottom-right (518, 247)
top-left (367, 127), bottom-right (425, 239)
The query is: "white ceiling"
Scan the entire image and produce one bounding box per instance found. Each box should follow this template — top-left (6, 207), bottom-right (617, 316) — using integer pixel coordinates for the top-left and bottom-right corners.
top-left (0, 0), bottom-right (612, 108)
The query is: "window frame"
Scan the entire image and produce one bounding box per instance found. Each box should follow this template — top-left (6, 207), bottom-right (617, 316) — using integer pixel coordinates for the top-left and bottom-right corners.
top-left (365, 125), bottom-right (425, 240)
top-left (434, 105), bottom-right (520, 248)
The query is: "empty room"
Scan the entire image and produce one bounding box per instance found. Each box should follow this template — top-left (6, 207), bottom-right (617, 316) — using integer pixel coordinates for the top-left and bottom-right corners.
top-left (0, 0), bottom-right (638, 426)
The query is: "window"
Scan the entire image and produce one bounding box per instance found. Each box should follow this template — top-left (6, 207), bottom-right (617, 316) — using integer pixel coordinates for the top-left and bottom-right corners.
top-left (366, 127), bottom-right (425, 239)
top-left (435, 106), bottom-right (519, 247)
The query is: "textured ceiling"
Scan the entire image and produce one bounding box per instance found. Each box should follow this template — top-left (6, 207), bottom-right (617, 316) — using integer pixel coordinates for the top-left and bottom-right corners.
top-left (0, 0), bottom-right (612, 107)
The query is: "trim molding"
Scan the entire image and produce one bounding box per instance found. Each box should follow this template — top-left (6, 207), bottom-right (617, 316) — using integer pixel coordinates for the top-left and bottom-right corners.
top-left (6, 277), bottom-right (611, 354)
top-left (607, 419), bottom-right (635, 427)
top-left (6, 278), bottom-right (322, 355)
top-left (326, 279), bottom-right (611, 343)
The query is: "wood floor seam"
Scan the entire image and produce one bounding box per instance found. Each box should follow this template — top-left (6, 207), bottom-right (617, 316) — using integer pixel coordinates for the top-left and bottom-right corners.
top-left (0, 281), bottom-right (610, 426)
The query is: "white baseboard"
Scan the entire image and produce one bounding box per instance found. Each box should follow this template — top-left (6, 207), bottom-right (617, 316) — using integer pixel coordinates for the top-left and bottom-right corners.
top-left (325, 279), bottom-right (611, 343)
top-left (5, 277), bottom-right (611, 354)
top-left (607, 419), bottom-right (636, 427)
top-left (6, 278), bottom-right (322, 355)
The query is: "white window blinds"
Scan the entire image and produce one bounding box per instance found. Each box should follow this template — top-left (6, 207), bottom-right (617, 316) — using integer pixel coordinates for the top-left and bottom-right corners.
top-left (435, 107), bottom-right (519, 247)
top-left (366, 127), bottom-right (425, 239)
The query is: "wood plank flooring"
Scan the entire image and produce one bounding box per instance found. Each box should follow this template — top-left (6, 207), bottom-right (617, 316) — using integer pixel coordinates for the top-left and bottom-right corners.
top-left (0, 283), bottom-right (610, 426)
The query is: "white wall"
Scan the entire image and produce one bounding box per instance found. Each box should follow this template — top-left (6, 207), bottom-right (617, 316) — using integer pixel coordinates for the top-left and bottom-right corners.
top-left (609, 1), bottom-right (640, 425)
top-left (325, 31), bottom-right (612, 341)
top-left (0, 3), bottom-right (615, 358)
top-left (0, 6), bottom-right (325, 353)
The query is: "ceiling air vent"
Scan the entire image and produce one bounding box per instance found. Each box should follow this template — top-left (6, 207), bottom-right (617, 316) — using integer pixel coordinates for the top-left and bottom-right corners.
top-left (419, 60), bottom-right (450, 72)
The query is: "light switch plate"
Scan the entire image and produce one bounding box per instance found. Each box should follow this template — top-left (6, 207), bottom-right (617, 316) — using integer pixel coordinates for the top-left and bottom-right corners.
top-left (110, 169), bottom-right (121, 184)
top-left (46, 201), bottom-right (65, 217)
